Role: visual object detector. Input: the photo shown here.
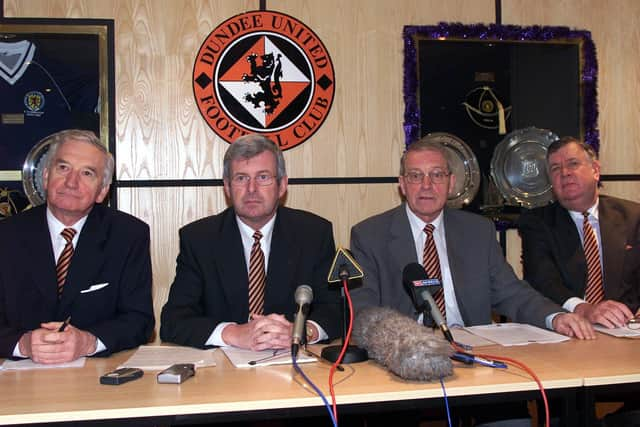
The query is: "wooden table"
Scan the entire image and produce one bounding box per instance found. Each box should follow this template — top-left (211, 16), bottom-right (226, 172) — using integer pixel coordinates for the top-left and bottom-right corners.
top-left (0, 334), bottom-right (637, 426)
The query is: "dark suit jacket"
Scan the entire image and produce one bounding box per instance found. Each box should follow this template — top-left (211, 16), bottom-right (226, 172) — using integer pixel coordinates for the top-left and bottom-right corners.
top-left (518, 195), bottom-right (640, 312)
top-left (159, 206), bottom-right (341, 348)
top-left (0, 204), bottom-right (154, 358)
top-left (350, 204), bottom-right (562, 328)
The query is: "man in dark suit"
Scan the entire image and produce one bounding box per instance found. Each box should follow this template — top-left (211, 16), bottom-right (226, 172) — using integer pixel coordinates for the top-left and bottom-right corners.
top-left (351, 137), bottom-right (594, 338)
top-left (519, 137), bottom-right (639, 328)
top-left (0, 129), bottom-right (154, 363)
top-left (160, 134), bottom-right (340, 350)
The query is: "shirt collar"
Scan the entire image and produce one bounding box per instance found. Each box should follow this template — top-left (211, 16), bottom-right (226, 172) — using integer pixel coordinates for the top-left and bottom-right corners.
top-left (46, 207), bottom-right (88, 240)
top-left (236, 213), bottom-right (277, 243)
top-left (567, 198), bottom-right (599, 222)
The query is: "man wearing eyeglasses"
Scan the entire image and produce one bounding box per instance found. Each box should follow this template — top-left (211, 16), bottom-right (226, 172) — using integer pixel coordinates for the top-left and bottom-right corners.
top-left (350, 136), bottom-right (593, 339)
top-left (160, 134), bottom-right (341, 351)
top-left (519, 137), bottom-right (640, 328)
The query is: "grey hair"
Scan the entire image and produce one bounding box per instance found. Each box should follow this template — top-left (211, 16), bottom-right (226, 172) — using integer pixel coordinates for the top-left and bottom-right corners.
top-left (399, 135), bottom-right (453, 176)
top-left (45, 129), bottom-right (114, 188)
top-left (547, 136), bottom-right (598, 162)
top-left (222, 134), bottom-right (287, 180)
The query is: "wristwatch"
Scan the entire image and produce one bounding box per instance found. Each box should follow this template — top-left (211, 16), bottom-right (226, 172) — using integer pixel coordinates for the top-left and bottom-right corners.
top-left (306, 325), bottom-right (315, 342)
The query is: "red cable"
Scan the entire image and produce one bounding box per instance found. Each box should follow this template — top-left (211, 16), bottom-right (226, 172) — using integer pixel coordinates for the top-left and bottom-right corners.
top-left (328, 278), bottom-right (355, 423)
top-left (451, 342), bottom-right (549, 427)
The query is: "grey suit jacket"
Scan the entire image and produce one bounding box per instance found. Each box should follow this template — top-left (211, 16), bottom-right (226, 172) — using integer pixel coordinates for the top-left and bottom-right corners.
top-left (518, 195), bottom-right (640, 311)
top-left (350, 204), bottom-right (562, 328)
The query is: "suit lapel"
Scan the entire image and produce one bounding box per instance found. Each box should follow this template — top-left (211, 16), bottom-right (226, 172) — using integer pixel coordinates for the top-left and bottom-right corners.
top-left (265, 209), bottom-right (295, 310)
top-left (57, 206), bottom-right (108, 317)
top-left (216, 210), bottom-right (250, 319)
top-left (389, 204), bottom-right (419, 282)
top-left (24, 206), bottom-right (58, 308)
top-left (442, 209), bottom-right (469, 320)
top-left (599, 197), bottom-right (625, 295)
top-left (554, 204), bottom-right (588, 294)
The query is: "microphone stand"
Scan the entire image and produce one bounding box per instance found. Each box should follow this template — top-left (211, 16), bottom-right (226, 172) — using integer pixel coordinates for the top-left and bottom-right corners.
top-left (321, 269), bottom-right (368, 364)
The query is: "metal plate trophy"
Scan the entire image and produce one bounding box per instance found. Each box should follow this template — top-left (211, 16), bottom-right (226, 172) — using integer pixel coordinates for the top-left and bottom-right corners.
top-left (22, 132), bottom-right (58, 207)
top-left (488, 127), bottom-right (559, 221)
top-left (422, 132), bottom-right (480, 209)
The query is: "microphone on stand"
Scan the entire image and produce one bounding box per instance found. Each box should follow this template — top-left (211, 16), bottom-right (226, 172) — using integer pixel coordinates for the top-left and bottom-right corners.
top-left (291, 285), bottom-right (313, 357)
top-left (402, 262), bottom-right (454, 344)
top-left (322, 247), bottom-right (368, 364)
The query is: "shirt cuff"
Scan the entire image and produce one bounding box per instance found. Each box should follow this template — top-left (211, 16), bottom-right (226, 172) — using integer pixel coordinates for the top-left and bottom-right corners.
top-left (206, 322), bottom-right (237, 347)
top-left (563, 297), bottom-right (586, 313)
top-left (89, 338), bottom-right (106, 356)
top-left (12, 342), bottom-right (25, 358)
top-left (308, 320), bottom-right (327, 343)
top-left (545, 312), bottom-right (562, 330)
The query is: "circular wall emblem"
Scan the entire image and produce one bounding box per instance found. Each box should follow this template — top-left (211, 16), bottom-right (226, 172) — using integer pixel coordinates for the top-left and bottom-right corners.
top-left (193, 10), bottom-right (335, 150)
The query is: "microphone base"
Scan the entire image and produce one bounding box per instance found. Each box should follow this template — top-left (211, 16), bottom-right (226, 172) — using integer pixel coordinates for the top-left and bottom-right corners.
top-left (321, 345), bottom-right (368, 364)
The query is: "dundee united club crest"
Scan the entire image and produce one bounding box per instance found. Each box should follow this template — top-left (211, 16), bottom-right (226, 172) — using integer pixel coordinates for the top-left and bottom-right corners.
top-left (193, 11), bottom-right (335, 150)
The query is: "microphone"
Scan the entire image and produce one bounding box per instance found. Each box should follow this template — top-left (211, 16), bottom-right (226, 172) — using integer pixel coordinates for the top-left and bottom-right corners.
top-left (402, 263), bottom-right (454, 344)
top-left (352, 307), bottom-right (453, 381)
top-left (291, 285), bottom-right (313, 357)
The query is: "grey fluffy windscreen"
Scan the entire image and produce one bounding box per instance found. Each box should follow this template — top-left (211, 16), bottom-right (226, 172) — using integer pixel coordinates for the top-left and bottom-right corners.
top-left (353, 306), bottom-right (453, 381)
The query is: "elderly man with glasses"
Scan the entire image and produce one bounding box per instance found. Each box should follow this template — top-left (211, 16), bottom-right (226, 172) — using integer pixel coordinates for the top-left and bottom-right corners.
top-left (160, 134), bottom-right (341, 351)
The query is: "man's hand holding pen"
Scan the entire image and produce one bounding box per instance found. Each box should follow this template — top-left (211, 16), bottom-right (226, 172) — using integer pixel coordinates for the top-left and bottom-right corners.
top-left (18, 318), bottom-right (97, 364)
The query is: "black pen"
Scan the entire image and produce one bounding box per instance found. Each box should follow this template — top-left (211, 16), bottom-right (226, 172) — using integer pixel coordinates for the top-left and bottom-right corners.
top-left (58, 316), bottom-right (71, 332)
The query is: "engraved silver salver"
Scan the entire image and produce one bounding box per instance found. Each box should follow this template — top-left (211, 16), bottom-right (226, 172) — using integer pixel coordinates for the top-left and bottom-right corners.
top-left (490, 127), bottom-right (559, 209)
top-left (22, 133), bottom-right (55, 206)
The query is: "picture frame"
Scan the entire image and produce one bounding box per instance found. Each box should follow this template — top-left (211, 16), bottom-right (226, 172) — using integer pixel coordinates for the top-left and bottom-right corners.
top-left (0, 17), bottom-right (115, 214)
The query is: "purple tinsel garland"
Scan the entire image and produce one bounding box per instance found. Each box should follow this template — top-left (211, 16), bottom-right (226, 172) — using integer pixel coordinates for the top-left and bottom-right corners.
top-left (403, 22), bottom-right (599, 153)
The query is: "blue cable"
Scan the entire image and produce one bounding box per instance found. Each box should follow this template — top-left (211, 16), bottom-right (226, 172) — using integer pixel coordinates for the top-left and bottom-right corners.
top-left (292, 350), bottom-right (338, 427)
top-left (440, 377), bottom-right (452, 427)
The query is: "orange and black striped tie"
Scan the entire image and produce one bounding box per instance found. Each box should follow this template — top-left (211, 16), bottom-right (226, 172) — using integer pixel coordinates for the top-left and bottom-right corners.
top-left (582, 212), bottom-right (604, 304)
top-left (423, 224), bottom-right (445, 320)
top-left (248, 231), bottom-right (266, 316)
top-left (56, 228), bottom-right (76, 299)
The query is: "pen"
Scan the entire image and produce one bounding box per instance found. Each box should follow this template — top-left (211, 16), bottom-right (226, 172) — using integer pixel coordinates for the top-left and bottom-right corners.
top-left (58, 316), bottom-right (71, 332)
top-left (451, 352), bottom-right (507, 369)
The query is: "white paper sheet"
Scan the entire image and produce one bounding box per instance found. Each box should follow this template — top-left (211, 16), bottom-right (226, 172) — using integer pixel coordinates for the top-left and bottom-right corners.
top-left (451, 327), bottom-right (496, 348)
top-left (595, 325), bottom-right (640, 338)
top-left (221, 347), bottom-right (316, 368)
top-left (119, 345), bottom-right (217, 370)
top-left (0, 357), bottom-right (86, 370)
top-left (463, 323), bottom-right (570, 346)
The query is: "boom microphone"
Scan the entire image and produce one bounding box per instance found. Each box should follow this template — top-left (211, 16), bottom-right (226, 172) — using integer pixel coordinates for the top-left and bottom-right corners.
top-left (402, 263), bottom-right (454, 344)
top-left (291, 285), bottom-right (313, 357)
top-left (352, 306), bottom-right (452, 381)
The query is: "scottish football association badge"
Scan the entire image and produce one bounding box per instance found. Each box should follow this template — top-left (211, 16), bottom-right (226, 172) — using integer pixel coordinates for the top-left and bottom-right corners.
top-left (193, 10), bottom-right (335, 150)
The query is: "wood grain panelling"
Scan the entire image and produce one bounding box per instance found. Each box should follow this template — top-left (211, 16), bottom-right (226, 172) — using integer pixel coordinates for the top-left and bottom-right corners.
top-left (502, 0), bottom-right (640, 181)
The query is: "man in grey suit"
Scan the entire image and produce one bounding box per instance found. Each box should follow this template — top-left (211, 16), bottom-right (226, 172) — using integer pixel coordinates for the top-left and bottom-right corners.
top-left (350, 137), bottom-right (593, 338)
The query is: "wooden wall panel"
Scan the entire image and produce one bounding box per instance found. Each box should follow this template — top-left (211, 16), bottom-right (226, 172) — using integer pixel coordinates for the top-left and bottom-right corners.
top-left (502, 0), bottom-right (640, 179)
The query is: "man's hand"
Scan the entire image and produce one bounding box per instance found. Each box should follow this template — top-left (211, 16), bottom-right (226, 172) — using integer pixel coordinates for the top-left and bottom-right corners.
top-left (552, 313), bottom-right (596, 339)
top-left (222, 314), bottom-right (293, 351)
top-left (18, 321), bottom-right (97, 364)
top-left (574, 300), bottom-right (634, 328)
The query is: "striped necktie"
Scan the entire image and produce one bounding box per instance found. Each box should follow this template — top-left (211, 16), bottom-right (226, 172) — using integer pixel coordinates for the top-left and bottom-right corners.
top-left (582, 212), bottom-right (604, 304)
top-left (56, 228), bottom-right (76, 299)
top-left (423, 224), bottom-right (445, 320)
top-left (248, 231), bottom-right (266, 316)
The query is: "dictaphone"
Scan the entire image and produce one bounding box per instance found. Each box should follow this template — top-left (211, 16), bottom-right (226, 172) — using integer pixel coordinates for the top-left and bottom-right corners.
top-left (99, 367), bottom-right (144, 385)
top-left (157, 363), bottom-right (195, 384)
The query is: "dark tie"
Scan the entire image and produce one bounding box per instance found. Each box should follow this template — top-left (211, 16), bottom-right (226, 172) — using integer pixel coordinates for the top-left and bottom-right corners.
top-left (582, 212), bottom-right (604, 304)
top-left (56, 228), bottom-right (76, 299)
top-left (423, 224), bottom-right (445, 319)
top-left (248, 231), bottom-right (266, 316)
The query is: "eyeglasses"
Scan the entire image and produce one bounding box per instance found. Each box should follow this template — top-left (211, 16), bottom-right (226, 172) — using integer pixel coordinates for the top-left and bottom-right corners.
top-left (548, 159), bottom-right (588, 176)
top-left (230, 173), bottom-right (277, 187)
top-left (403, 170), bottom-right (450, 185)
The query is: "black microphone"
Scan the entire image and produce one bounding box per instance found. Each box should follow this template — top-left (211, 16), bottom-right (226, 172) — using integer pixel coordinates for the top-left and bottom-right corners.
top-left (352, 307), bottom-right (452, 381)
top-left (402, 263), bottom-right (454, 344)
top-left (291, 284), bottom-right (313, 357)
